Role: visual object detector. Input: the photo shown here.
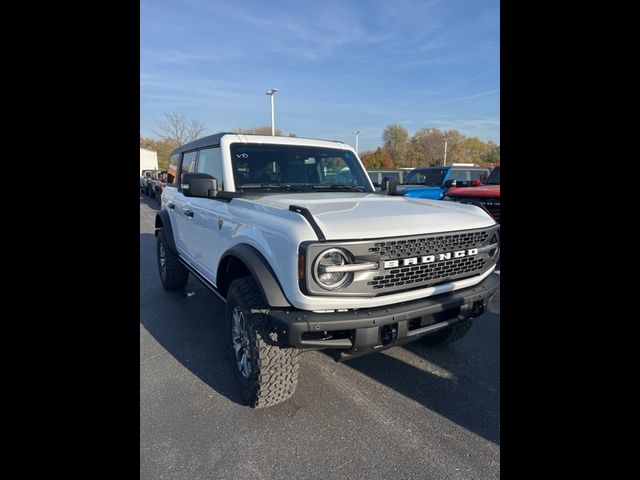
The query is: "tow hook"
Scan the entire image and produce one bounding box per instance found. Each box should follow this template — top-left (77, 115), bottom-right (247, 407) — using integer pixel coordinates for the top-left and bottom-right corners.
top-left (380, 323), bottom-right (398, 345)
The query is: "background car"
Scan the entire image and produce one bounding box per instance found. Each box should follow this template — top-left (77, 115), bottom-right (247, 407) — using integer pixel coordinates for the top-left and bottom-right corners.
top-left (443, 165), bottom-right (500, 222)
top-left (395, 164), bottom-right (491, 199)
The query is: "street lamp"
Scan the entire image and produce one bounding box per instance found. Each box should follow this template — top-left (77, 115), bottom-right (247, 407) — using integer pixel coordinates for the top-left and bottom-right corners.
top-left (266, 88), bottom-right (279, 136)
top-left (443, 137), bottom-right (448, 166)
top-left (352, 130), bottom-right (360, 155)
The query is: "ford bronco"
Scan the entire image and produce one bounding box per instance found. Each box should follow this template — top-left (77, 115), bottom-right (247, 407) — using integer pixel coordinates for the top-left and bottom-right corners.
top-left (154, 133), bottom-right (500, 408)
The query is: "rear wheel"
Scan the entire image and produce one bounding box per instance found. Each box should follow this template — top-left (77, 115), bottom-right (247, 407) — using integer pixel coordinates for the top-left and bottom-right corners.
top-left (156, 229), bottom-right (188, 290)
top-left (225, 276), bottom-right (299, 408)
top-left (420, 318), bottom-right (474, 345)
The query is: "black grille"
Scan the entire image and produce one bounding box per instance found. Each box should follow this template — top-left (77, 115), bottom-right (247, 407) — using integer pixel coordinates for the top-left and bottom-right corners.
top-left (453, 197), bottom-right (500, 216)
top-left (367, 231), bottom-right (489, 260)
top-left (367, 256), bottom-right (486, 289)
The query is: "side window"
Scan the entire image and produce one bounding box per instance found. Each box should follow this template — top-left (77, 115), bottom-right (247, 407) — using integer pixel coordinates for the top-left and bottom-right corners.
top-left (470, 169), bottom-right (488, 182)
top-left (196, 147), bottom-right (224, 190)
top-left (182, 151), bottom-right (197, 174)
top-left (167, 154), bottom-right (179, 185)
top-left (449, 169), bottom-right (468, 182)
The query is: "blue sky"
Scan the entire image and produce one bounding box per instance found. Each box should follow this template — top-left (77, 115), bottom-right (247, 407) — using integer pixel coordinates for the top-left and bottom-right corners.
top-left (140, 0), bottom-right (499, 152)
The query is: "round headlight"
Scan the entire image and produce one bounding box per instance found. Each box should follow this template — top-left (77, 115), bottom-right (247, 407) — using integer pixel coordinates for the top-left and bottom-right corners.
top-left (313, 248), bottom-right (352, 290)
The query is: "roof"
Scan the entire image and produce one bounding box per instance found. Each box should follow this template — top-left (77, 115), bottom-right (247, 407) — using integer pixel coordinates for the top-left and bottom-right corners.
top-left (170, 132), bottom-right (234, 156)
top-left (170, 132), bottom-right (350, 156)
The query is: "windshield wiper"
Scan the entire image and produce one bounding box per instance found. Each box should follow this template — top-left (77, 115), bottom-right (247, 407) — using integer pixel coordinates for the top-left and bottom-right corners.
top-left (312, 184), bottom-right (365, 192)
top-left (241, 184), bottom-right (300, 192)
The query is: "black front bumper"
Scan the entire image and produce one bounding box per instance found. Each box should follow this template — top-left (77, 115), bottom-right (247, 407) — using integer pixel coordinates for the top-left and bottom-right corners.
top-left (268, 272), bottom-right (500, 358)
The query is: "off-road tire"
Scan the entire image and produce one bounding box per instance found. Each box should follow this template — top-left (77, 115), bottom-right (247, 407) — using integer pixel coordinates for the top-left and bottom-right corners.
top-left (156, 229), bottom-right (189, 290)
top-left (225, 276), bottom-right (299, 408)
top-left (420, 318), bottom-right (474, 345)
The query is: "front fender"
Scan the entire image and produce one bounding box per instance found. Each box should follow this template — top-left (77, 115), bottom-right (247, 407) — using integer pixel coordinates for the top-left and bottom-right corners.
top-left (219, 244), bottom-right (292, 308)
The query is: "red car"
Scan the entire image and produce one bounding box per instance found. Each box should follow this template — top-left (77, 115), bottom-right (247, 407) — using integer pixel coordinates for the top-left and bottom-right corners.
top-left (443, 165), bottom-right (500, 222)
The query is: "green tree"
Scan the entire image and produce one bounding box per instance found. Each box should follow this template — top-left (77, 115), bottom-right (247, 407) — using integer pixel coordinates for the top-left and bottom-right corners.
top-left (382, 124), bottom-right (409, 163)
top-left (482, 141), bottom-right (500, 164)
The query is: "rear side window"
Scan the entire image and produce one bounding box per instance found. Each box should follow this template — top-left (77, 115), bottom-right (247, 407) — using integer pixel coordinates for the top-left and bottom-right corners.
top-left (196, 147), bottom-right (224, 190)
top-left (167, 154), bottom-right (179, 185)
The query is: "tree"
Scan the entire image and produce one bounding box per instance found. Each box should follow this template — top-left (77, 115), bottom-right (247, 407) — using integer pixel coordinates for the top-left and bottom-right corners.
top-left (482, 141), bottom-right (500, 164)
top-left (152, 110), bottom-right (207, 147)
top-left (382, 124), bottom-right (409, 162)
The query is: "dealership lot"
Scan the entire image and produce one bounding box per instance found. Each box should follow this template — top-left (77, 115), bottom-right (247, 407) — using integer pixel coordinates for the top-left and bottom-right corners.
top-left (140, 197), bottom-right (500, 480)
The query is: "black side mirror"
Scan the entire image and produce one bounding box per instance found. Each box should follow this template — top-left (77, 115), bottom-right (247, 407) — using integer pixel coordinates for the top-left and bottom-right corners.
top-left (182, 172), bottom-right (218, 198)
top-left (444, 179), bottom-right (457, 188)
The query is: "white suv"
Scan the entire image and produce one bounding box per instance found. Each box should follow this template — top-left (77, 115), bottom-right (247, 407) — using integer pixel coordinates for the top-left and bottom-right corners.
top-left (155, 133), bottom-right (500, 408)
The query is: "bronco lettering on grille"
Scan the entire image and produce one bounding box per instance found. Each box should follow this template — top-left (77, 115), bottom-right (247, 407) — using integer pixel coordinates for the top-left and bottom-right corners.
top-left (382, 248), bottom-right (478, 269)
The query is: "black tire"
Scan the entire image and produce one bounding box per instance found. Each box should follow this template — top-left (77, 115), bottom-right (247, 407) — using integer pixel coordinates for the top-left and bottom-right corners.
top-left (420, 318), bottom-right (474, 345)
top-left (156, 229), bottom-right (189, 290)
top-left (150, 187), bottom-right (155, 199)
top-left (145, 185), bottom-right (150, 196)
top-left (225, 276), bottom-right (299, 408)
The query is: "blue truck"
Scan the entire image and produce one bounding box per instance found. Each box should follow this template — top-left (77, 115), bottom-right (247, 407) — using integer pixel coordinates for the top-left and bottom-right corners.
top-left (391, 164), bottom-right (492, 199)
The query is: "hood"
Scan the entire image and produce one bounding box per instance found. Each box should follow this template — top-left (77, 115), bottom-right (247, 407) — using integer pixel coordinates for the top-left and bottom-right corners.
top-left (447, 185), bottom-right (500, 198)
top-left (242, 192), bottom-right (496, 240)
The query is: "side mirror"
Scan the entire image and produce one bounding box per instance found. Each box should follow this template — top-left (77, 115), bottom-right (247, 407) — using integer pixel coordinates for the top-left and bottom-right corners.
top-left (472, 178), bottom-right (482, 187)
top-left (182, 172), bottom-right (218, 198)
top-left (386, 179), bottom-right (397, 195)
top-left (444, 179), bottom-right (457, 188)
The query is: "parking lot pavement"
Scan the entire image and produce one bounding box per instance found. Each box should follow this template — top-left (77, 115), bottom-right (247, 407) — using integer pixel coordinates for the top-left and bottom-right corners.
top-left (140, 196), bottom-right (500, 480)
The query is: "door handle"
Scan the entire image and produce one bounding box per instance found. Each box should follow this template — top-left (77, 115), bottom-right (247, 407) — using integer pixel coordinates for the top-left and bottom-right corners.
top-left (183, 209), bottom-right (194, 218)
top-left (167, 202), bottom-right (175, 209)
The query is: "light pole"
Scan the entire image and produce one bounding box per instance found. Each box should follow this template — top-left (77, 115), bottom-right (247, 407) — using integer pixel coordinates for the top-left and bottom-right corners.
top-left (352, 130), bottom-right (360, 155)
top-left (266, 88), bottom-right (279, 136)
top-left (443, 137), bottom-right (448, 166)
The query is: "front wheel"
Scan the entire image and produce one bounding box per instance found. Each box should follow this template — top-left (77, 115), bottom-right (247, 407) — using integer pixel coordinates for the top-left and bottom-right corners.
top-left (225, 277), bottom-right (299, 408)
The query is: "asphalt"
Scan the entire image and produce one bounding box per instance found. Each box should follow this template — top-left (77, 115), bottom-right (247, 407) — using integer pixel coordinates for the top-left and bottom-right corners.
top-left (140, 195), bottom-right (500, 480)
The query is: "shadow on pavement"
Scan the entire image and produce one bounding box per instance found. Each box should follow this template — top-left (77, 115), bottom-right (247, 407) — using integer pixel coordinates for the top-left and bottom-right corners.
top-left (140, 231), bottom-right (247, 406)
top-left (333, 315), bottom-right (500, 444)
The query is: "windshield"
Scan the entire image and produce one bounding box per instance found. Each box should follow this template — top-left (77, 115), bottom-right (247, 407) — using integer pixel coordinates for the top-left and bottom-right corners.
top-left (404, 168), bottom-right (446, 186)
top-left (230, 143), bottom-right (373, 192)
top-left (486, 167), bottom-right (500, 185)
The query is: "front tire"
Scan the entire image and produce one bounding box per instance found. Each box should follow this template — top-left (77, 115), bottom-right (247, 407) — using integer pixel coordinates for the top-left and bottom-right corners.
top-left (156, 229), bottom-right (189, 290)
top-left (420, 318), bottom-right (474, 345)
top-left (225, 277), bottom-right (299, 408)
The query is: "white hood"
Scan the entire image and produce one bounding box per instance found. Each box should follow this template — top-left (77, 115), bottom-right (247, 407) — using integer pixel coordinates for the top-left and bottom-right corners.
top-left (246, 192), bottom-right (496, 240)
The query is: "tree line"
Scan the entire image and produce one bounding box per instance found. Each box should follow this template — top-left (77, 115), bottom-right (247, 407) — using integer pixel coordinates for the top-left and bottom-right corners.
top-left (359, 124), bottom-right (499, 170)
top-left (141, 112), bottom-right (499, 171)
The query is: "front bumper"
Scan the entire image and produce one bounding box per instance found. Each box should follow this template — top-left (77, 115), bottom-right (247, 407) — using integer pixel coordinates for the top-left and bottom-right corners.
top-left (267, 272), bottom-right (499, 358)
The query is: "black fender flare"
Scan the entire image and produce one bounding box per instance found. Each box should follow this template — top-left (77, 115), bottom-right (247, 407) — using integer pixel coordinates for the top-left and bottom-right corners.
top-left (219, 244), bottom-right (292, 308)
top-left (154, 210), bottom-right (178, 255)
